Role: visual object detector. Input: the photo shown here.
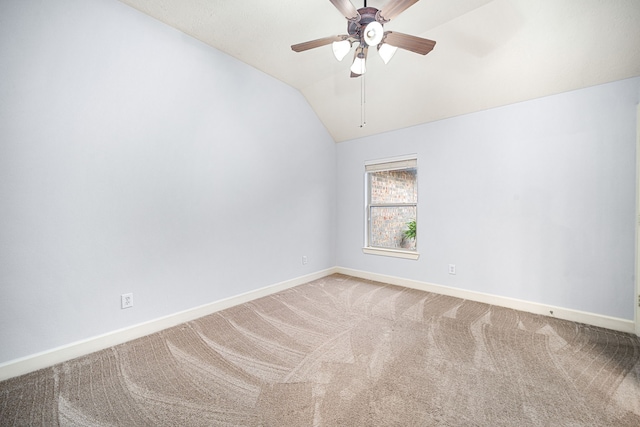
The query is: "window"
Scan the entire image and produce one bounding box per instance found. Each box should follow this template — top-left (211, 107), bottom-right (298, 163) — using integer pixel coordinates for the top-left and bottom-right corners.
top-left (364, 156), bottom-right (419, 260)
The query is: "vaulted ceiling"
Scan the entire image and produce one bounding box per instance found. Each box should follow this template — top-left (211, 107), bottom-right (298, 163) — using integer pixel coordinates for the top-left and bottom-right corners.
top-left (118, 0), bottom-right (640, 142)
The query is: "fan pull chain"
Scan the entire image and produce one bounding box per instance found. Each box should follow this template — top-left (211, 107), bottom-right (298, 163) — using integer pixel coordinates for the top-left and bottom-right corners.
top-left (360, 74), bottom-right (367, 128)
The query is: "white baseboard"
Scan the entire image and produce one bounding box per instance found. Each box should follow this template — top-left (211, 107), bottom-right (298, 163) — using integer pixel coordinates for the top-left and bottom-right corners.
top-left (1, 266), bottom-right (634, 382)
top-left (336, 267), bottom-right (636, 335)
top-left (0, 268), bottom-right (338, 382)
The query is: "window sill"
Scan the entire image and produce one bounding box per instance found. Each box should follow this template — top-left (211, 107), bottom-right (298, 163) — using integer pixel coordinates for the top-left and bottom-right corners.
top-left (362, 247), bottom-right (420, 260)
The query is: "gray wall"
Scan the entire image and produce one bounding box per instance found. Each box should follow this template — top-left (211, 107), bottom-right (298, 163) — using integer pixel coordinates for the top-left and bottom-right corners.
top-left (0, 0), bottom-right (336, 364)
top-left (337, 77), bottom-right (640, 320)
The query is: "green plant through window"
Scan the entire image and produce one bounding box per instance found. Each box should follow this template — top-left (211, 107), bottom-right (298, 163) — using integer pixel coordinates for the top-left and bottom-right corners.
top-left (404, 219), bottom-right (416, 240)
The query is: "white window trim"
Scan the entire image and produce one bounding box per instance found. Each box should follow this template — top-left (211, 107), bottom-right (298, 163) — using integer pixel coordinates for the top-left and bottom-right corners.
top-left (362, 247), bottom-right (420, 260)
top-left (363, 154), bottom-right (419, 260)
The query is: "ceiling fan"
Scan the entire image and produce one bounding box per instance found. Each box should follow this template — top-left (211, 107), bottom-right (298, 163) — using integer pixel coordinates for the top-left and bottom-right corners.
top-left (291, 0), bottom-right (436, 78)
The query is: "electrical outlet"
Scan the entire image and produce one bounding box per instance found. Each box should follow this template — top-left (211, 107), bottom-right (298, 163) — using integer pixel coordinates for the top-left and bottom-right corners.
top-left (121, 293), bottom-right (133, 309)
top-left (302, 256), bottom-right (308, 265)
top-left (448, 264), bottom-right (456, 275)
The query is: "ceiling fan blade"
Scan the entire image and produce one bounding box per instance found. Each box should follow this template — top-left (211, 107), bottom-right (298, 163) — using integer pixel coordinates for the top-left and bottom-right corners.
top-left (329, 0), bottom-right (359, 20)
top-left (379, 0), bottom-right (419, 21)
top-left (291, 35), bottom-right (346, 52)
top-left (383, 31), bottom-right (436, 55)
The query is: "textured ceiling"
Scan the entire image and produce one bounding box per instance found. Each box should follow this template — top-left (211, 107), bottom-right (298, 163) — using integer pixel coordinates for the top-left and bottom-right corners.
top-left (118, 0), bottom-right (640, 142)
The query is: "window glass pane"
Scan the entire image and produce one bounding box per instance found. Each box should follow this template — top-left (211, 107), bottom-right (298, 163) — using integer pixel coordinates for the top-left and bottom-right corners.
top-left (369, 206), bottom-right (417, 250)
top-left (369, 168), bottom-right (417, 204)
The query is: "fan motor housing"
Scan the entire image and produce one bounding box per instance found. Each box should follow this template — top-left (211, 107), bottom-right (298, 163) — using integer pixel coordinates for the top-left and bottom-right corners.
top-left (348, 7), bottom-right (381, 37)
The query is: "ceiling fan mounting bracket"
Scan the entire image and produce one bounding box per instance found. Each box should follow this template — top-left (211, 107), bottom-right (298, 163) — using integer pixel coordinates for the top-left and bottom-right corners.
top-left (375, 10), bottom-right (389, 24)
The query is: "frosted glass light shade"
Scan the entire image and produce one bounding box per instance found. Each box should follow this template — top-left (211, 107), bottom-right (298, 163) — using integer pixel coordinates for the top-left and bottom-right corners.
top-left (350, 55), bottom-right (367, 75)
top-left (332, 40), bottom-right (351, 61)
top-left (378, 43), bottom-right (398, 64)
top-left (363, 21), bottom-right (384, 46)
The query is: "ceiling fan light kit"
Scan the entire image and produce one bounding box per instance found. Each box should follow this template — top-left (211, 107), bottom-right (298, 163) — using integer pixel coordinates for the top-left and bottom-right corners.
top-left (292, 0), bottom-right (436, 78)
top-left (350, 48), bottom-right (367, 75)
top-left (377, 43), bottom-right (398, 64)
top-left (363, 21), bottom-right (383, 46)
top-left (332, 39), bottom-right (352, 61)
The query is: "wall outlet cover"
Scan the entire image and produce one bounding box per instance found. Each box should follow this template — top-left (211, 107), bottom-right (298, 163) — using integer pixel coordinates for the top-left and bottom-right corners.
top-left (121, 293), bottom-right (133, 309)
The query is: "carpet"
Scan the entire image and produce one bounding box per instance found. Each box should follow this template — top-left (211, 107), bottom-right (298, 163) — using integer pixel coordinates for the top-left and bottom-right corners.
top-left (1, 274), bottom-right (639, 426)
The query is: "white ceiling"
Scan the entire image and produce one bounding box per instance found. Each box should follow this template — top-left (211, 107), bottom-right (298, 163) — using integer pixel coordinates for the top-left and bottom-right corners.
top-left (117, 0), bottom-right (640, 142)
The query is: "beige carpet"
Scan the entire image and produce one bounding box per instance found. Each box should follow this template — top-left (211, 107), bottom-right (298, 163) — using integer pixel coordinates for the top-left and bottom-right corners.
top-left (1, 274), bottom-right (640, 426)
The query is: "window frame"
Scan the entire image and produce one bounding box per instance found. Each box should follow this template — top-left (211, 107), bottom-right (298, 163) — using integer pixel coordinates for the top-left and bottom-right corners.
top-left (363, 155), bottom-right (419, 260)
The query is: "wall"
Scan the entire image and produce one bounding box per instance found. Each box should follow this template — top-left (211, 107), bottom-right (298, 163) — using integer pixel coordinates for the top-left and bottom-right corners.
top-left (0, 0), bottom-right (336, 364)
top-left (337, 77), bottom-right (640, 320)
